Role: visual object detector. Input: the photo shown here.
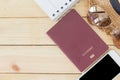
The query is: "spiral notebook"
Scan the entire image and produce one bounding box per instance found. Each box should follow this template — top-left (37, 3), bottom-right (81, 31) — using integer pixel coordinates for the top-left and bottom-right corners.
top-left (47, 9), bottom-right (109, 72)
top-left (35, 0), bottom-right (79, 21)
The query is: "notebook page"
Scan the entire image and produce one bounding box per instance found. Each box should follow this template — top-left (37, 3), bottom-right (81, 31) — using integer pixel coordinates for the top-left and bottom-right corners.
top-left (35, 0), bottom-right (79, 21)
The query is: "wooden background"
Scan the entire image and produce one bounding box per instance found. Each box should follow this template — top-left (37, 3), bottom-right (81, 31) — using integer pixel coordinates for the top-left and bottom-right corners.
top-left (0, 0), bottom-right (119, 80)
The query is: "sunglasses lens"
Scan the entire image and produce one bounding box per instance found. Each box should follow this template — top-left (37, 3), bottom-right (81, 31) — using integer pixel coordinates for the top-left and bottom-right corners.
top-left (112, 28), bottom-right (120, 49)
top-left (87, 5), bottom-right (111, 27)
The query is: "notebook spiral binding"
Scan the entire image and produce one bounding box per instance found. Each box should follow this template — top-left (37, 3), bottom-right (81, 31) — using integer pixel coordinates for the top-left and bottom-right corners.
top-left (57, 0), bottom-right (80, 21)
top-left (35, 0), bottom-right (80, 21)
top-left (53, 0), bottom-right (80, 21)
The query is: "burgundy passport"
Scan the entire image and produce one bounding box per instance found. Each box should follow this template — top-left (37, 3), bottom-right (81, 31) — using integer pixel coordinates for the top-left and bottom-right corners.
top-left (47, 9), bottom-right (109, 72)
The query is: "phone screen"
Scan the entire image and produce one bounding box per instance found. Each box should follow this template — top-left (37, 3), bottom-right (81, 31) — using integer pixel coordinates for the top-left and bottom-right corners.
top-left (79, 54), bottom-right (120, 80)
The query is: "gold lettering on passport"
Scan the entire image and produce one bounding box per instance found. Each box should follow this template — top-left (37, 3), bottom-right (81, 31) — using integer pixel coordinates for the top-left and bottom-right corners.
top-left (82, 46), bottom-right (94, 56)
top-left (90, 54), bottom-right (95, 59)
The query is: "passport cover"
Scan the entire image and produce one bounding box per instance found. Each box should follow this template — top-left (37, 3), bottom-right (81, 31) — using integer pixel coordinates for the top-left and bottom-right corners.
top-left (47, 9), bottom-right (109, 72)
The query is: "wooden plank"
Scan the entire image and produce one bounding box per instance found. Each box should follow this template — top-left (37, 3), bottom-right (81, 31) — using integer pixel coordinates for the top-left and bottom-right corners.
top-left (0, 18), bottom-right (55, 45)
top-left (0, 74), bottom-right (80, 80)
top-left (0, 0), bottom-right (88, 17)
top-left (0, 0), bottom-right (47, 17)
top-left (0, 18), bottom-right (114, 45)
top-left (0, 73), bottom-right (119, 80)
top-left (75, 0), bottom-right (88, 17)
top-left (0, 46), bottom-right (119, 73)
top-left (0, 46), bottom-right (79, 73)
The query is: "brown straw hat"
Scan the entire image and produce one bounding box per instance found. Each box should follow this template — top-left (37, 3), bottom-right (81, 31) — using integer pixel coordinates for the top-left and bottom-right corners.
top-left (95, 0), bottom-right (120, 27)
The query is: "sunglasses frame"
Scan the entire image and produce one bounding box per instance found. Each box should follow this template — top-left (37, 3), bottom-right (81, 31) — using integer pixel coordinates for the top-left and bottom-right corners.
top-left (87, 0), bottom-right (120, 49)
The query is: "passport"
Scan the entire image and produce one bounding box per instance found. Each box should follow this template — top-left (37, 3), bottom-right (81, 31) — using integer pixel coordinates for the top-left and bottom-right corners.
top-left (47, 9), bottom-right (109, 72)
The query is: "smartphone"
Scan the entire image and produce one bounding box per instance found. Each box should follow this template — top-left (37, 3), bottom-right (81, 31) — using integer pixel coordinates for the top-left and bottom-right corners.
top-left (78, 50), bottom-right (120, 80)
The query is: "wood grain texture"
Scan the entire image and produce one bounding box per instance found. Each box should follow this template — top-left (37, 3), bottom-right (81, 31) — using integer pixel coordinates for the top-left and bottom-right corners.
top-left (0, 18), bottom-right (114, 45)
top-left (0, 0), bottom-right (114, 45)
top-left (0, 46), bottom-right (79, 73)
top-left (0, 46), bottom-right (119, 73)
top-left (0, 0), bottom-right (46, 17)
top-left (0, 0), bottom-right (87, 17)
top-left (0, 0), bottom-right (119, 79)
top-left (0, 74), bottom-right (80, 80)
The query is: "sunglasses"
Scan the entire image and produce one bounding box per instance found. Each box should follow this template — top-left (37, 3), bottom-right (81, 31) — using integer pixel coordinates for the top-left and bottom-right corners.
top-left (87, 0), bottom-right (120, 49)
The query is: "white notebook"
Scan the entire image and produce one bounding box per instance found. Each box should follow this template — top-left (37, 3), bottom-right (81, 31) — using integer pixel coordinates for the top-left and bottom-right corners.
top-left (35, 0), bottom-right (79, 21)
